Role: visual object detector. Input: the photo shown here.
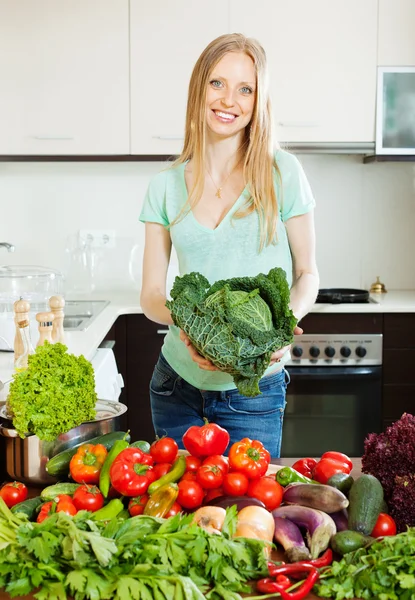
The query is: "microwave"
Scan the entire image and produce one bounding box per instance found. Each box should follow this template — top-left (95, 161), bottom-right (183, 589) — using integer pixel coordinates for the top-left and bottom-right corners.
top-left (376, 66), bottom-right (415, 155)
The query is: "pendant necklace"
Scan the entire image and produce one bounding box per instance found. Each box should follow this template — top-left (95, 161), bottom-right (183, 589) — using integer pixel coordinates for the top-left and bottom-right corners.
top-left (205, 158), bottom-right (241, 200)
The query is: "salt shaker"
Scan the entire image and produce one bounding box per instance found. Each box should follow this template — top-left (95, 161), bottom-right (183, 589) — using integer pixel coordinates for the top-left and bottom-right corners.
top-left (49, 295), bottom-right (65, 343)
top-left (13, 298), bottom-right (30, 364)
top-left (36, 312), bottom-right (55, 347)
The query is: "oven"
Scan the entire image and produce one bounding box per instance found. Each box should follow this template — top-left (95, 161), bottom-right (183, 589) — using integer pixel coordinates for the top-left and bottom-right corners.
top-left (281, 326), bottom-right (383, 458)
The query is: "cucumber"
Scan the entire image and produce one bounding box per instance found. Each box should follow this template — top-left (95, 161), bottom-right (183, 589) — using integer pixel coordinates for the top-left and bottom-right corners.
top-left (129, 440), bottom-right (151, 453)
top-left (11, 497), bottom-right (44, 520)
top-left (46, 430), bottom-right (131, 477)
top-left (41, 483), bottom-right (81, 501)
top-left (327, 473), bottom-right (354, 496)
top-left (348, 474), bottom-right (384, 535)
top-left (331, 530), bottom-right (374, 556)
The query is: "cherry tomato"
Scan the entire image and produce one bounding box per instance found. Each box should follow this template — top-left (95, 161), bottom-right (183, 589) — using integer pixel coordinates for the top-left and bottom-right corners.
top-left (185, 455), bottom-right (202, 472)
top-left (153, 463), bottom-right (172, 479)
top-left (202, 454), bottom-right (229, 474)
top-left (222, 472), bottom-right (249, 496)
top-left (150, 437), bottom-right (178, 464)
top-left (203, 487), bottom-right (224, 503)
top-left (72, 485), bottom-right (105, 512)
top-left (371, 513), bottom-right (397, 537)
top-left (196, 464), bottom-right (224, 490)
top-left (247, 476), bottom-right (283, 511)
top-left (56, 500), bottom-right (77, 516)
top-left (0, 481), bottom-right (28, 508)
top-left (177, 480), bottom-right (204, 510)
top-left (321, 451), bottom-right (353, 472)
top-left (128, 494), bottom-right (149, 516)
top-left (165, 501), bottom-right (182, 517)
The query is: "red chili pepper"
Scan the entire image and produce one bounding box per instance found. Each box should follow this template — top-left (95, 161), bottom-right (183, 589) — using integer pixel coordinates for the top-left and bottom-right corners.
top-left (291, 458), bottom-right (318, 479)
top-left (299, 548), bottom-right (333, 569)
top-left (259, 564), bottom-right (319, 600)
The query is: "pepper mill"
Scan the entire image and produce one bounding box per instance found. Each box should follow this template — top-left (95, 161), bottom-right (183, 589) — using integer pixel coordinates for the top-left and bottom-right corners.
top-left (49, 295), bottom-right (65, 343)
top-left (36, 312), bottom-right (55, 347)
top-left (13, 298), bottom-right (31, 363)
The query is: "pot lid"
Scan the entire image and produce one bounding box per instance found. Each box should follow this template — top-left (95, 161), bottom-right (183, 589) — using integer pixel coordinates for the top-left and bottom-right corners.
top-left (0, 265), bottom-right (63, 279)
top-left (316, 288), bottom-right (370, 303)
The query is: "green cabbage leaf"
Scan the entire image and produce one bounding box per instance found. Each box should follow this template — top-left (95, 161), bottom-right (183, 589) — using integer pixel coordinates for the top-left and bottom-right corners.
top-left (6, 342), bottom-right (97, 441)
top-left (166, 267), bottom-right (297, 397)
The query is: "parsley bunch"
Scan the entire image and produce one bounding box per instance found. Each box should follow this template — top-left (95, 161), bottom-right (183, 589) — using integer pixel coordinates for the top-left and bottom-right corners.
top-left (315, 529), bottom-right (415, 599)
top-left (0, 498), bottom-right (269, 600)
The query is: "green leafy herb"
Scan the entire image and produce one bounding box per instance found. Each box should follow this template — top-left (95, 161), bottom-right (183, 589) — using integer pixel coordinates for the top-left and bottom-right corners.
top-left (166, 267), bottom-right (296, 396)
top-left (6, 341), bottom-right (97, 440)
top-left (315, 528), bottom-right (415, 599)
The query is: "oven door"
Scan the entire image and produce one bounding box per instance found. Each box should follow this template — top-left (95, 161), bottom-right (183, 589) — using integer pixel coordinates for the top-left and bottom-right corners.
top-left (281, 366), bottom-right (382, 458)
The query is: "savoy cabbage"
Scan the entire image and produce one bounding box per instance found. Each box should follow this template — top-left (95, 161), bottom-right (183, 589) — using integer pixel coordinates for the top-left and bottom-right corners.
top-left (166, 267), bottom-right (297, 397)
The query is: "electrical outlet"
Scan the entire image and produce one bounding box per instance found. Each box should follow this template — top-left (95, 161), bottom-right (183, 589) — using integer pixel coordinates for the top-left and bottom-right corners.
top-left (79, 229), bottom-right (116, 249)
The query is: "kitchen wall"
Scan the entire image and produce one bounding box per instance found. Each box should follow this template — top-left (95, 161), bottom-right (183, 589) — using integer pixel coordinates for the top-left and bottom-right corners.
top-left (1, 154), bottom-right (415, 294)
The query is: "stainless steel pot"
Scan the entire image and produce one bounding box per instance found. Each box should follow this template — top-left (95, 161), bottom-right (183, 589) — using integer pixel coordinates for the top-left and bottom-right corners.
top-left (0, 400), bottom-right (127, 485)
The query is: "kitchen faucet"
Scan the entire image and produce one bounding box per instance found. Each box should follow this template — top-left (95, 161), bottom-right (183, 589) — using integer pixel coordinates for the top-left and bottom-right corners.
top-left (0, 242), bottom-right (15, 252)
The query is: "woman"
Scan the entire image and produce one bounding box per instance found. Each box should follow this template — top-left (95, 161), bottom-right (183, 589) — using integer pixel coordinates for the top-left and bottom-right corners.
top-left (139, 33), bottom-right (319, 457)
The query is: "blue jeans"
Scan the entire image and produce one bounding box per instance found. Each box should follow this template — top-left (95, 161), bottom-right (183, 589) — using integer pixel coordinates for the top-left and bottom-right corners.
top-left (149, 352), bottom-right (289, 458)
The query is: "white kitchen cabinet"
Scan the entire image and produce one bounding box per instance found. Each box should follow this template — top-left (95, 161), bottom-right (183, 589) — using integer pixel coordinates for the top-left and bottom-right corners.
top-left (378, 0), bottom-right (415, 66)
top-left (0, 0), bottom-right (129, 155)
top-left (130, 0), bottom-right (229, 155)
top-left (230, 0), bottom-right (378, 143)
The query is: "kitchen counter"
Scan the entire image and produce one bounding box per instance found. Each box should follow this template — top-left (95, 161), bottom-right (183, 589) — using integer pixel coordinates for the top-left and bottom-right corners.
top-left (0, 457), bottom-right (363, 600)
top-left (1, 288), bottom-right (415, 386)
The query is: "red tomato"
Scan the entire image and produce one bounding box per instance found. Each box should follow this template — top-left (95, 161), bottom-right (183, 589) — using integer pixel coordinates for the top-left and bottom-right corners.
top-left (185, 455), bottom-right (202, 472)
top-left (203, 487), bottom-right (224, 503)
top-left (312, 458), bottom-right (351, 484)
top-left (0, 481), bottom-right (28, 508)
top-left (371, 513), bottom-right (397, 537)
top-left (150, 437), bottom-right (178, 464)
top-left (222, 472), bottom-right (249, 496)
top-left (202, 454), bottom-right (229, 474)
top-left (128, 494), bottom-right (149, 516)
top-left (177, 480), bottom-right (204, 510)
top-left (72, 485), bottom-right (105, 512)
top-left (180, 471), bottom-right (197, 482)
top-left (196, 464), bottom-right (224, 490)
top-left (56, 500), bottom-right (77, 516)
top-left (182, 422), bottom-right (230, 458)
top-left (153, 463), bottom-right (172, 479)
top-left (321, 451), bottom-right (353, 472)
top-left (165, 501), bottom-right (182, 517)
top-left (247, 476), bottom-right (283, 511)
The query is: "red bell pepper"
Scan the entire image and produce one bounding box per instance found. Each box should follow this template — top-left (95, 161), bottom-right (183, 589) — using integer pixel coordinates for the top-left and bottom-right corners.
top-left (109, 447), bottom-right (156, 496)
top-left (312, 457), bottom-right (351, 484)
top-left (292, 458), bottom-right (318, 479)
top-left (69, 443), bottom-right (108, 485)
top-left (228, 438), bottom-right (271, 479)
top-left (182, 419), bottom-right (230, 458)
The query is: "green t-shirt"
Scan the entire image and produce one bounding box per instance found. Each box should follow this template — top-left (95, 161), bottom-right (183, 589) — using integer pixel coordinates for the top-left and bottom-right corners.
top-left (139, 149), bottom-right (315, 391)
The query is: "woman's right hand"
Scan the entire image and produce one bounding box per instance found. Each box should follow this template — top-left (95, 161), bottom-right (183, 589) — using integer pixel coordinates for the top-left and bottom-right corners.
top-left (179, 330), bottom-right (218, 371)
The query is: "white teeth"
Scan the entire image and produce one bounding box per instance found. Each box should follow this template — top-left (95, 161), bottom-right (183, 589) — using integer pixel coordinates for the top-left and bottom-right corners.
top-left (215, 110), bottom-right (236, 120)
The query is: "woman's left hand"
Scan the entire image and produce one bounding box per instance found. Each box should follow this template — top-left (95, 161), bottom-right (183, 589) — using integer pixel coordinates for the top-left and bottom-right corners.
top-left (269, 326), bottom-right (303, 366)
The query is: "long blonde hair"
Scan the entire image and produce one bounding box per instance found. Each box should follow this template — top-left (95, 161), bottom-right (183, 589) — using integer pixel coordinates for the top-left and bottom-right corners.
top-left (172, 33), bottom-right (279, 250)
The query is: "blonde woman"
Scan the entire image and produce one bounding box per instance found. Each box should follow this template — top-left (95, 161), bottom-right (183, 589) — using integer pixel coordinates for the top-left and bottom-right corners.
top-left (139, 33), bottom-right (319, 457)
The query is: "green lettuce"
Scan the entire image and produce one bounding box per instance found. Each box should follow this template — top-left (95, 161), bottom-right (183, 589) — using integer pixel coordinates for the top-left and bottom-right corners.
top-left (166, 267), bottom-right (297, 397)
top-left (6, 342), bottom-right (97, 441)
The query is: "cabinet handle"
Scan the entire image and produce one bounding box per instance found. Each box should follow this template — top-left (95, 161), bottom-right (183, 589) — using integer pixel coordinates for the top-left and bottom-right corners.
top-left (278, 121), bottom-right (320, 128)
top-left (157, 329), bottom-right (169, 334)
top-left (152, 135), bottom-right (184, 140)
top-left (32, 135), bottom-right (74, 140)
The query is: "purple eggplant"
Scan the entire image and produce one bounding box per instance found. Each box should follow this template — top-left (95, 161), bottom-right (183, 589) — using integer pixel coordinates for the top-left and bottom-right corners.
top-left (283, 482), bottom-right (349, 513)
top-left (272, 505), bottom-right (336, 559)
top-left (206, 495), bottom-right (266, 511)
top-left (273, 517), bottom-right (311, 563)
top-left (330, 508), bottom-right (349, 532)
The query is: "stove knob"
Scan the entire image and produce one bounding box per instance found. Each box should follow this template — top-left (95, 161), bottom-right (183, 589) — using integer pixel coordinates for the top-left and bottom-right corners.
top-left (356, 346), bottom-right (367, 358)
top-left (340, 346), bottom-right (351, 358)
top-left (292, 346), bottom-right (303, 358)
top-left (325, 346), bottom-right (335, 358)
top-left (309, 346), bottom-right (320, 358)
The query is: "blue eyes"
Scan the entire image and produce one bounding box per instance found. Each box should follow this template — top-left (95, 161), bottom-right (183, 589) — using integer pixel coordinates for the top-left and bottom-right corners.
top-left (209, 80), bottom-right (253, 94)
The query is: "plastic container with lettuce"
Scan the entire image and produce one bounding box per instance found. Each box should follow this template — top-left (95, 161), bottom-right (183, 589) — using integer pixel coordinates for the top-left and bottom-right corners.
top-left (6, 342), bottom-right (97, 441)
top-left (166, 267), bottom-right (297, 397)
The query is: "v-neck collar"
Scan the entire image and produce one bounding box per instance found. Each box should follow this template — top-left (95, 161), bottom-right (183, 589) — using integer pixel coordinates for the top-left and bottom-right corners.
top-left (179, 162), bottom-right (248, 233)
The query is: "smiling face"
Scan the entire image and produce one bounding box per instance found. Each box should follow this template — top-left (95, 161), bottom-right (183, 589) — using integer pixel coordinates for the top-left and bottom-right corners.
top-left (205, 51), bottom-right (257, 141)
